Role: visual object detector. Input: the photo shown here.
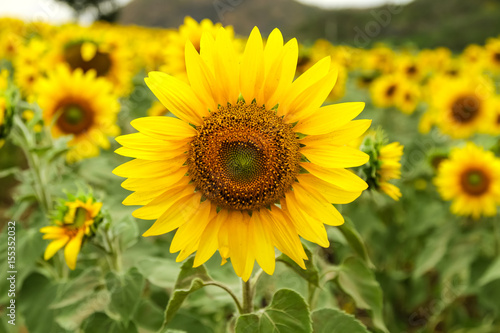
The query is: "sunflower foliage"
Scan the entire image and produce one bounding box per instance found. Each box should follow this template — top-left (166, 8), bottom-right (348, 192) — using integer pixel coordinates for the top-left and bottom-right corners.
top-left (1, 15), bottom-right (500, 333)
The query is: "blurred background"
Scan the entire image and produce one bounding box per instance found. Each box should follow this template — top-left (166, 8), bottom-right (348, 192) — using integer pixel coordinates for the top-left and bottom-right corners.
top-left (2, 0), bottom-right (499, 50)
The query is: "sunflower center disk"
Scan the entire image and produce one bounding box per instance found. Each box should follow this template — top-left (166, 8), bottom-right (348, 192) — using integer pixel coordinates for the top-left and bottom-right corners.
top-left (460, 169), bottom-right (490, 196)
top-left (451, 95), bottom-right (480, 123)
top-left (188, 101), bottom-right (301, 211)
top-left (57, 103), bottom-right (94, 135)
top-left (64, 42), bottom-right (112, 77)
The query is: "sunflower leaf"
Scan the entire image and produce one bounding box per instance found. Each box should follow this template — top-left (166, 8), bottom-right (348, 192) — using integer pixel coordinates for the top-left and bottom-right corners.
top-left (277, 244), bottom-right (320, 287)
top-left (336, 257), bottom-right (389, 333)
top-left (106, 267), bottom-right (145, 323)
top-left (338, 218), bottom-right (374, 268)
top-left (161, 257), bottom-right (212, 329)
top-left (235, 289), bottom-right (312, 333)
top-left (311, 308), bottom-right (370, 333)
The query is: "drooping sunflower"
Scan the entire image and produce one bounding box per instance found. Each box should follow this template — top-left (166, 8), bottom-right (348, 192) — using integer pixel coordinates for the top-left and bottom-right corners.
top-left (41, 196), bottom-right (103, 269)
top-left (114, 27), bottom-right (370, 281)
top-left (36, 66), bottom-right (120, 163)
top-left (434, 143), bottom-right (500, 219)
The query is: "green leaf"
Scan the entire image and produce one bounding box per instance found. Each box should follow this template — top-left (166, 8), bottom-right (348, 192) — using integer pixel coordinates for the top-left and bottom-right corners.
top-left (337, 257), bottom-right (388, 333)
top-left (18, 273), bottom-right (64, 333)
top-left (136, 257), bottom-right (181, 288)
top-left (278, 244), bottom-right (319, 287)
top-left (162, 257), bottom-right (212, 326)
top-left (311, 308), bottom-right (369, 333)
top-left (235, 289), bottom-right (312, 333)
top-left (133, 299), bottom-right (164, 331)
top-left (338, 218), bottom-right (373, 267)
top-left (476, 256), bottom-right (500, 288)
top-left (413, 226), bottom-right (453, 277)
top-left (106, 267), bottom-right (145, 322)
top-left (111, 215), bottom-right (139, 251)
top-left (81, 312), bottom-right (138, 333)
top-left (0, 166), bottom-right (19, 178)
top-left (51, 267), bottom-right (103, 309)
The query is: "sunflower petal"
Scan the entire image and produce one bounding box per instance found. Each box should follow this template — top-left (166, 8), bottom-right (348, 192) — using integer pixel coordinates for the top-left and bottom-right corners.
top-left (64, 230), bottom-right (84, 270)
top-left (301, 145), bottom-right (369, 169)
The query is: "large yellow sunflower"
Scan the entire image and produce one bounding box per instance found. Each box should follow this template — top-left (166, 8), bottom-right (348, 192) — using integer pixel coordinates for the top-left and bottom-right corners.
top-left (434, 143), bottom-right (500, 219)
top-left (41, 197), bottom-right (103, 269)
top-left (36, 66), bottom-right (120, 163)
top-left (114, 27), bottom-right (370, 281)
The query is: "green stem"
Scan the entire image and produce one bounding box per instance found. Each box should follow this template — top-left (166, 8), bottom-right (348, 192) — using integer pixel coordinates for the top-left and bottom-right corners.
top-left (241, 279), bottom-right (254, 314)
top-left (203, 281), bottom-right (243, 314)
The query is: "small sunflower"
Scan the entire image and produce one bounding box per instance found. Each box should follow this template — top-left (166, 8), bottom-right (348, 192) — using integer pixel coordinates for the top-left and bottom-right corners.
top-left (434, 143), bottom-right (500, 219)
top-left (360, 134), bottom-right (403, 201)
top-left (114, 27), bottom-right (370, 281)
top-left (429, 75), bottom-right (495, 138)
top-left (370, 74), bottom-right (401, 108)
top-left (485, 37), bottom-right (500, 73)
top-left (36, 66), bottom-right (120, 163)
top-left (40, 196), bottom-right (103, 269)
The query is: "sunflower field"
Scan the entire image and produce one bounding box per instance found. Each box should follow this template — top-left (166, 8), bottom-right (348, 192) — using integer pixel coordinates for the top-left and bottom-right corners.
top-left (1, 13), bottom-right (500, 333)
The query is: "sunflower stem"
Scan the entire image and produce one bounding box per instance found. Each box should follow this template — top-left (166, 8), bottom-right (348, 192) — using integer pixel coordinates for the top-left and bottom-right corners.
top-left (241, 279), bottom-right (254, 314)
top-left (203, 281), bottom-right (243, 314)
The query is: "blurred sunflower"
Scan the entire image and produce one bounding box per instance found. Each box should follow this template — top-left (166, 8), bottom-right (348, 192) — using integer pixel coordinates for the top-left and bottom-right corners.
top-left (370, 74), bottom-right (401, 108)
top-left (485, 37), bottom-right (500, 73)
top-left (160, 17), bottom-right (234, 80)
top-left (147, 100), bottom-right (169, 117)
top-left (36, 66), bottom-right (120, 163)
top-left (434, 143), bottom-right (500, 219)
top-left (429, 75), bottom-right (495, 138)
top-left (41, 196), bottom-right (103, 269)
top-left (48, 27), bottom-right (134, 96)
top-left (114, 27), bottom-right (370, 281)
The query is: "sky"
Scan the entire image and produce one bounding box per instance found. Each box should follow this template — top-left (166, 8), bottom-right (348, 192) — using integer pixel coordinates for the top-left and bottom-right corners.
top-left (0, 0), bottom-right (413, 24)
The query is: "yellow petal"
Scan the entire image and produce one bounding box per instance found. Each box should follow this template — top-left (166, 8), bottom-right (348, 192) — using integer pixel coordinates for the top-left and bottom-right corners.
top-left (114, 146), bottom-right (188, 161)
top-left (112, 157), bottom-right (187, 178)
top-left (293, 183), bottom-right (344, 226)
top-left (115, 132), bottom-right (190, 151)
top-left (170, 200), bottom-right (212, 253)
top-left (249, 212), bottom-right (275, 275)
top-left (298, 173), bottom-right (363, 204)
top-left (145, 72), bottom-right (206, 125)
top-left (121, 167), bottom-right (188, 192)
top-left (213, 28), bottom-right (240, 105)
top-left (142, 192), bottom-right (202, 236)
top-left (294, 103), bottom-right (366, 135)
top-left (301, 162), bottom-right (368, 191)
top-left (283, 192), bottom-right (329, 247)
top-left (240, 27), bottom-right (265, 103)
top-left (300, 119), bottom-right (371, 147)
top-left (194, 209), bottom-right (228, 267)
top-left (130, 116), bottom-right (197, 140)
top-left (43, 236), bottom-right (69, 260)
top-left (132, 183), bottom-right (193, 219)
top-left (185, 41), bottom-right (217, 112)
top-left (64, 230), bottom-right (84, 270)
top-left (227, 210), bottom-right (249, 277)
top-left (80, 42), bottom-right (97, 62)
top-left (301, 146), bottom-right (369, 169)
top-left (284, 69), bottom-right (339, 124)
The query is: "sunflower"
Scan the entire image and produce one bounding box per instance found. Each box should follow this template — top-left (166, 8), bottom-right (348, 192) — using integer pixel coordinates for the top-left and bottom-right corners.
top-left (47, 26), bottom-right (134, 96)
top-left (114, 27), bottom-right (370, 281)
top-left (160, 17), bottom-right (234, 80)
top-left (360, 134), bottom-right (403, 201)
top-left (41, 196), bottom-right (103, 269)
top-left (394, 82), bottom-right (421, 115)
top-left (36, 66), bottom-right (120, 163)
top-left (485, 37), bottom-right (500, 73)
top-left (370, 74), bottom-right (401, 108)
top-left (434, 143), bottom-right (500, 219)
top-left (377, 142), bottom-right (404, 201)
top-left (429, 75), bottom-right (495, 138)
